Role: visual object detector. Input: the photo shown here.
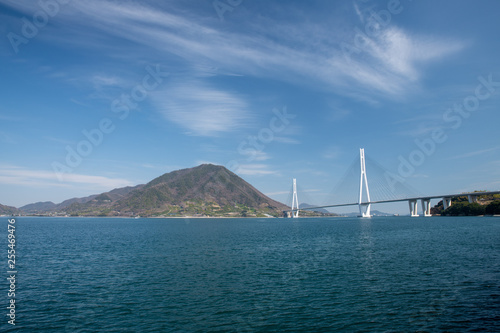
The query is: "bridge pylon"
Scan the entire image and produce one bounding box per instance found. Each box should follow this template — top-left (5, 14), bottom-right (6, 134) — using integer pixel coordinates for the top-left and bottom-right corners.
top-left (358, 148), bottom-right (371, 218)
top-left (291, 178), bottom-right (299, 218)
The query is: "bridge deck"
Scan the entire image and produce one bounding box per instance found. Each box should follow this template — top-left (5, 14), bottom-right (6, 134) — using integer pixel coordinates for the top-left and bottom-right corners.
top-left (286, 191), bottom-right (500, 212)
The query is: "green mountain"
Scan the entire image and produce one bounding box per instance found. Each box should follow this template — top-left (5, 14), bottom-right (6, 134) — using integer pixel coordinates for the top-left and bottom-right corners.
top-left (112, 164), bottom-right (287, 217)
top-left (39, 164), bottom-right (287, 217)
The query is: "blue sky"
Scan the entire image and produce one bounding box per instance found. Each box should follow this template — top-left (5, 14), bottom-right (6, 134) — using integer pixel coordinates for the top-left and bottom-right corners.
top-left (1, 0), bottom-right (499, 214)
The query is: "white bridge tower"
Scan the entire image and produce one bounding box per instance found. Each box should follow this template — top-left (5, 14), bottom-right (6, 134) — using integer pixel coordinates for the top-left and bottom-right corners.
top-left (291, 178), bottom-right (299, 218)
top-left (358, 148), bottom-right (372, 218)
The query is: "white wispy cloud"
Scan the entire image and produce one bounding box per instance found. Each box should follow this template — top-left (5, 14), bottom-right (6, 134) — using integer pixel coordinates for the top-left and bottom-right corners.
top-left (152, 81), bottom-right (249, 136)
top-left (448, 147), bottom-right (500, 160)
top-left (338, 3), bottom-right (467, 96)
top-left (90, 74), bottom-right (126, 89)
top-left (0, 166), bottom-right (134, 190)
top-left (395, 123), bottom-right (446, 138)
top-left (235, 164), bottom-right (279, 176)
top-left (323, 146), bottom-right (342, 160)
top-left (251, 151), bottom-right (271, 162)
top-left (5, 0), bottom-right (466, 101)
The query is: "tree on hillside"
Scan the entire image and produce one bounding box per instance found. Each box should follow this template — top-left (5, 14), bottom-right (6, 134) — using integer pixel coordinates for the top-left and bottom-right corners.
top-left (467, 202), bottom-right (486, 216)
top-left (485, 201), bottom-right (500, 215)
top-left (432, 196), bottom-right (469, 215)
top-left (442, 202), bottom-right (485, 216)
top-left (430, 200), bottom-right (444, 215)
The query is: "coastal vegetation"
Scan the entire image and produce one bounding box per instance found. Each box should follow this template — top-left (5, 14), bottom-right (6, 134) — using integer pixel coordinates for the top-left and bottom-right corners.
top-left (431, 193), bottom-right (500, 216)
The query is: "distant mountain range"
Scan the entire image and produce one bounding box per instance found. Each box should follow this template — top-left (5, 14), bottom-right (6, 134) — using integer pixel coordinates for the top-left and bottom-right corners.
top-left (12, 164), bottom-right (289, 218)
top-left (298, 203), bottom-right (338, 216)
top-left (342, 210), bottom-right (393, 217)
top-left (297, 203), bottom-right (391, 217)
top-left (20, 185), bottom-right (144, 213)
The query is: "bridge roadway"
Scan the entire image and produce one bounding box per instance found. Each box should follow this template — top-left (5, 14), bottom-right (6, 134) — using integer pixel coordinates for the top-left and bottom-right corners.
top-left (286, 190), bottom-right (500, 217)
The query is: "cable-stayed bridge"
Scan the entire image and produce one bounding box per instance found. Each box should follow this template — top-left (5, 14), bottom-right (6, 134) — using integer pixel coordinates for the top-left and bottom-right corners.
top-left (284, 148), bottom-right (500, 218)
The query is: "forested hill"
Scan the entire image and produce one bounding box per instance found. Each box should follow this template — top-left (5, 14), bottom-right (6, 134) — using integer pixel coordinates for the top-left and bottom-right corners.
top-left (431, 193), bottom-right (500, 216)
top-left (16, 164), bottom-right (288, 218)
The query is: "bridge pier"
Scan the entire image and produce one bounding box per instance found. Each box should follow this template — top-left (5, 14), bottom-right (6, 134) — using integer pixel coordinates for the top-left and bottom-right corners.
top-left (443, 197), bottom-right (452, 210)
top-left (359, 203), bottom-right (371, 218)
top-left (409, 199), bottom-right (419, 217)
top-left (421, 198), bottom-right (432, 217)
top-left (467, 194), bottom-right (478, 203)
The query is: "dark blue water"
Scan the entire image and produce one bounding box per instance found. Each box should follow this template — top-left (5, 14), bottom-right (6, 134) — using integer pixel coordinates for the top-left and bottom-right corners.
top-left (1, 216), bottom-right (499, 332)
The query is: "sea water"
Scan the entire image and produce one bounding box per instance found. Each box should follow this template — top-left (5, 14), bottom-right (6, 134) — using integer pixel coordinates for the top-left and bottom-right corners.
top-left (1, 216), bottom-right (499, 332)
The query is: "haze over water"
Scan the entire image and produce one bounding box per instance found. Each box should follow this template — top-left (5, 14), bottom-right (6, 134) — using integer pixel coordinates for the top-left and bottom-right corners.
top-left (2, 216), bottom-right (499, 332)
